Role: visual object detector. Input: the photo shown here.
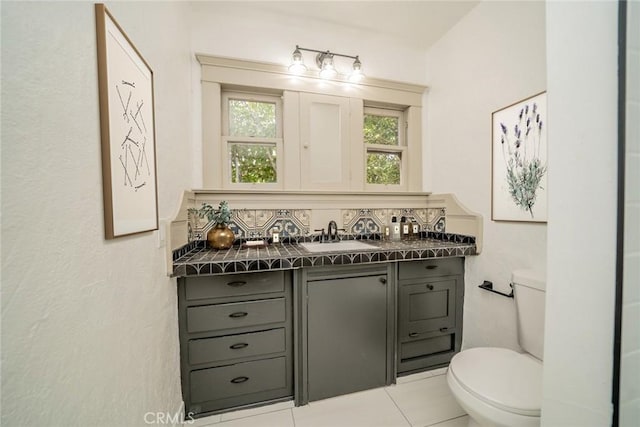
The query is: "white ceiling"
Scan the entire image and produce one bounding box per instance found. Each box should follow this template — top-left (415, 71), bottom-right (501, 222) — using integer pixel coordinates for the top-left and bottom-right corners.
top-left (250, 1), bottom-right (480, 50)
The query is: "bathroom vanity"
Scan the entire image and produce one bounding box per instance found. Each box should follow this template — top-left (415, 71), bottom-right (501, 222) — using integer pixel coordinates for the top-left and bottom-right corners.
top-left (174, 237), bottom-right (471, 418)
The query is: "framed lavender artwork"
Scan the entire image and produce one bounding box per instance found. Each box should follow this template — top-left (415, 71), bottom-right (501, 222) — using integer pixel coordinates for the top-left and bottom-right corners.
top-left (491, 92), bottom-right (548, 223)
top-left (95, 4), bottom-right (158, 239)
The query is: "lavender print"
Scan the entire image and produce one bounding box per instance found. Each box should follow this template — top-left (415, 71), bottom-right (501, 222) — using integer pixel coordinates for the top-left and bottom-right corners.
top-left (499, 101), bottom-right (547, 217)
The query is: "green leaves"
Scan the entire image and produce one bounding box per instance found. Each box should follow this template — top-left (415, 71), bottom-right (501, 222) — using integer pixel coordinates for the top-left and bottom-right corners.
top-left (364, 115), bottom-right (399, 146)
top-left (227, 98), bottom-right (278, 184)
top-left (366, 152), bottom-right (401, 185)
top-left (229, 144), bottom-right (277, 183)
top-left (229, 99), bottom-right (276, 138)
top-left (190, 201), bottom-right (232, 226)
top-left (364, 113), bottom-right (401, 184)
top-left (501, 101), bottom-right (546, 217)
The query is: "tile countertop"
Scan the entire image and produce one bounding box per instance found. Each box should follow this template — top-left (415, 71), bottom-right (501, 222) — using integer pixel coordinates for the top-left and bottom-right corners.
top-left (172, 233), bottom-right (476, 277)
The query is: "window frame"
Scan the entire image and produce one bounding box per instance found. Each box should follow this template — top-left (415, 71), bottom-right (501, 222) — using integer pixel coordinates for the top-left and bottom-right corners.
top-left (363, 106), bottom-right (408, 191)
top-left (221, 91), bottom-right (284, 189)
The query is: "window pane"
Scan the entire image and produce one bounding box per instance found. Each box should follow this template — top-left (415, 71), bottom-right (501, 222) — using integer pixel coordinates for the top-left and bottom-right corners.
top-left (364, 114), bottom-right (399, 146)
top-left (366, 151), bottom-right (401, 185)
top-left (229, 143), bottom-right (277, 183)
top-left (229, 99), bottom-right (276, 138)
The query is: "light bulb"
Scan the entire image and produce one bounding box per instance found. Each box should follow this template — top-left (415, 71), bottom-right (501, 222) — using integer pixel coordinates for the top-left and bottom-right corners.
top-left (319, 55), bottom-right (337, 79)
top-left (348, 57), bottom-right (364, 83)
top-left (288, 47), bottom-right (307, 74)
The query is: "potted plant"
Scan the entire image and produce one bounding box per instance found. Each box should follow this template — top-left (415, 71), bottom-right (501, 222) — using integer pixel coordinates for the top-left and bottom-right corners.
top-left (190, 201), bottom-right (235, 249)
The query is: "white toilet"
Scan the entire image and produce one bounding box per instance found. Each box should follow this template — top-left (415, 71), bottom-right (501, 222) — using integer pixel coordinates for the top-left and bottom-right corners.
top-left (447, 270), bottom-right (546, 427)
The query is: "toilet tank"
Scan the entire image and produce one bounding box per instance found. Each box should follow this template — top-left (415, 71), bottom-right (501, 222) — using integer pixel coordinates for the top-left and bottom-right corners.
top-left (512, 270), bottom-right (546, 360)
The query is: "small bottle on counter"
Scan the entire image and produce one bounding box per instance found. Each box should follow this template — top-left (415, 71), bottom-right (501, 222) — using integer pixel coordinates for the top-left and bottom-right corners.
top-left (411, 222), bottom-right (420, 240)
top-left (390, 216), bottom-right (401, 241)
top-left (400, 216), bottom-right (410, 240)
top-left (382, 225), bottom-right (391, 240)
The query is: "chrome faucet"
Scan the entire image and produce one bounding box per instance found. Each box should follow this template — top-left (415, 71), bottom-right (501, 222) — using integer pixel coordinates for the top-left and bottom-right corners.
top-left (327, 220), bottom-right (339, 242)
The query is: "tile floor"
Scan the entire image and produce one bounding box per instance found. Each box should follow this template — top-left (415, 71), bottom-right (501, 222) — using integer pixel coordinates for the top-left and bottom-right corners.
top-left (192, 367), bottom-right (468, 427)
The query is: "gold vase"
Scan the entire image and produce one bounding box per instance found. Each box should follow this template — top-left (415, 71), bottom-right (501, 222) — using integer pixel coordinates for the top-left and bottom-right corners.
top-left (207, 224), bottom-right (235, 249)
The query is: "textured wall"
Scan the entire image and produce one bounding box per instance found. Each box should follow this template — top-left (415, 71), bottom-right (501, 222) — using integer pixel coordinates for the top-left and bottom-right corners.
top-left (1, 2), bottom-right (192, 425)
top-left (543, 1), bottom-right (618, 425)
top-left (424, 0), bottom-right (547, 351)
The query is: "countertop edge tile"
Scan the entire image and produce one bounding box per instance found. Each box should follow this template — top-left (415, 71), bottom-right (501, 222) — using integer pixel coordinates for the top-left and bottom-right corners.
top-left (172, 235), bottom-right (476, 277)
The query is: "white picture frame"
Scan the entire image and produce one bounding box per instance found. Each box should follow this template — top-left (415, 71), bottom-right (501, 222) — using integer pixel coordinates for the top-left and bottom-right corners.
top-left (491, 92), bottom-right (548, 223)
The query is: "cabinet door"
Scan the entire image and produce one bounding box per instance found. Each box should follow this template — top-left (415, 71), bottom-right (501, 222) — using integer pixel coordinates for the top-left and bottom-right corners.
top-left (398, 278), bottom-right (456, 338)
top-left (307, 275), bottom-right (387, 401)
top-left (299, 93), bottom-right (351, 190)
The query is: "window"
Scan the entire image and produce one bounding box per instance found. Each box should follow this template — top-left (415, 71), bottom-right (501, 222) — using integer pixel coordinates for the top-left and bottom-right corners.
top-left (200, 54), bottom-right (425, 191)
top-left (363, 107), bottom-right (407, 188)
top-left (222, 92), bottom-right (283, 187)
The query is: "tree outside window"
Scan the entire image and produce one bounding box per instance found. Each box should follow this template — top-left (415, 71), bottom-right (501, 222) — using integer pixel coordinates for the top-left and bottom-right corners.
top-left (223, 93), bottom-right (282, 186)
top-left (364, 108), bottom-right (405, 186)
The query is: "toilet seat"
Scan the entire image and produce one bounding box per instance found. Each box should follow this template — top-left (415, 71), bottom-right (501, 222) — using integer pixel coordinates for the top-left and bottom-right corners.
top-left (449, 347), bottom-right (542, 417)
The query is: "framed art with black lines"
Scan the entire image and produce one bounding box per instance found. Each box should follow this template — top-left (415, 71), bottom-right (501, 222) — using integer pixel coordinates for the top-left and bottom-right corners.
top-left (95, 3), bottom-right (158, 239)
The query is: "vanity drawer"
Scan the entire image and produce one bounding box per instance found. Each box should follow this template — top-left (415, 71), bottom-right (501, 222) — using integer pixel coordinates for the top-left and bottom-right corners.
top-left (185, 271), bottom-right (285, 301)
top-left (398, 258), bottom-right (463, 280)
top-left (190, 357), bottom-right (287, 403)
top-left (399, 333), bottom-right (454, 361)
top-left (189, 328), bottom-right (286, 365)
top-left (187, 298), bottom-right (286, 333)
top-left (399, 279), bottom-right (456, 336)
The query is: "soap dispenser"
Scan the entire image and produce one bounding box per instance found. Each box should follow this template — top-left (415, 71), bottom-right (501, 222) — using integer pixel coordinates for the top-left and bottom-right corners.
top-left (400, 216), bottom-right (410, 240)
top-left (390, 216), bottom-right (401, 241)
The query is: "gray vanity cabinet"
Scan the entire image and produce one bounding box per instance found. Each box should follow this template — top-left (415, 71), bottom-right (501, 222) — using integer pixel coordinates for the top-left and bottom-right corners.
top-left (177, 271), bottom-right (293, 417)
top-left (397, 258), bottom-right (464, 374)
top-left (302, 264), bottom-right (395, 403)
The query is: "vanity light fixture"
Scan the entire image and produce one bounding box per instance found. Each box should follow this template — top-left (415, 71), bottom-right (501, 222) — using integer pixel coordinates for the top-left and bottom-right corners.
top-left (288, 45), bottom-right (365, 82)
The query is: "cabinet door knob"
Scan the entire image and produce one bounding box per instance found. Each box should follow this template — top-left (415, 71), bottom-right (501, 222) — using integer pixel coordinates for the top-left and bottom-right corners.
top-left (229, 311), bottom-right (248, 318)
top-left (379, 277), bottom-right (387, 285)
top-left (426, 284), bottom-right (434, 291)
top-left (230, 343), bottom-right (249, 350)
top-left (230, 376), bottom-right (249, 384)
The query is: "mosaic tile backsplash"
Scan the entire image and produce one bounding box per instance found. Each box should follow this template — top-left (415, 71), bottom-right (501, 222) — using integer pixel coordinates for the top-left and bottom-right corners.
top-left (188, 207), bottom-right (445, 242)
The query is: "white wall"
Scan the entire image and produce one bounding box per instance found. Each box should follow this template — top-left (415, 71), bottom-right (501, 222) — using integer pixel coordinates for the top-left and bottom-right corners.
top-left (425, 0), bottom-right (547, 351)
top-left (1, 2), bottom-right (192, 425)
top-left (543, 1), bottom-right (618, 425)
top-left (621, 1), bottom-right (640, 424)
top-left (187, 1), bottom-right (429, 187)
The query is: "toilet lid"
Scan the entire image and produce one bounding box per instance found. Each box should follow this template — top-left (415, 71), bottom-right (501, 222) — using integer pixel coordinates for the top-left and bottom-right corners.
top-left (449, 347), bottom-right (542, 417)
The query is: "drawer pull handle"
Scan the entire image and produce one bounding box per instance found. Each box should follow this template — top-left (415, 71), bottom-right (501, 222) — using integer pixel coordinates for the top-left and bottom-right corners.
top-left (230, 343), bottom-right (249, 350)
top-left (230, 376), bottom-right (249, 384)
top-left (409, 332), bottom-right (419, 338)
top-left (229, 311), bottom-right (248, 318)
top-left (425, 265), bottom-right (438, 270)
top-left (440, 327), bottom-right (448, 332)
top-left (227, 281), bottom-right (247, 287)
top-left (426, 284), bottom-right (434, 291)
